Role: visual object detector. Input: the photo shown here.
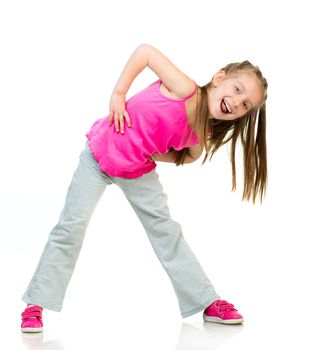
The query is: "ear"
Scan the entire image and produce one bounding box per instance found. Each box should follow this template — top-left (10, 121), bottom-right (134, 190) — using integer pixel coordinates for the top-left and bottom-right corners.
top-left (212, 70), bottom-right (226, 87)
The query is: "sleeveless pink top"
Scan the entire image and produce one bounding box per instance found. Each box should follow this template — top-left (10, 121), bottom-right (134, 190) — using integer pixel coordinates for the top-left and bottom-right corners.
top-left (85, 79), bottom-right (200, 178)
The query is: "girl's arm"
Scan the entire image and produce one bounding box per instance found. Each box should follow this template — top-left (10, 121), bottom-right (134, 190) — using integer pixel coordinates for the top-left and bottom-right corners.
top-left (188, 143), bottom-right (203, 160)
top-left (113, 44), bottom-right (149, 95)
top-left (113, 43), bottom-right (195, 98)
top-left (150, 149), bottom-right (197, 164)
top-left (109, 44), bottom-right (150, 132)
top-left (110, 43), bottom-right (195, 132)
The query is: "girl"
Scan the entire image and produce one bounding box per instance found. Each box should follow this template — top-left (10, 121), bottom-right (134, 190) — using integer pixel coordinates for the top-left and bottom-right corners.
top-left (20, 43), bottom-right (268, 332)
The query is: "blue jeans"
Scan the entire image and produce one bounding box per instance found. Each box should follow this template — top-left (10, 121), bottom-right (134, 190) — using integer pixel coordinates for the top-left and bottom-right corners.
top-left (22, 141), bottom-right (220, 318)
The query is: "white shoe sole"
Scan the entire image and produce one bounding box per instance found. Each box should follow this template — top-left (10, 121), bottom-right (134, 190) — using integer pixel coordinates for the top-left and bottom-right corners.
top-left (21, 327), bottom-right (43, 333)
top-left (203, 314), bottom-right (244, 324)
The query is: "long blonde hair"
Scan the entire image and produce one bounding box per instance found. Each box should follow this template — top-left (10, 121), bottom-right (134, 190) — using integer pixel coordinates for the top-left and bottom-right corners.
top-left (171, 60), bottom-right (268, 204)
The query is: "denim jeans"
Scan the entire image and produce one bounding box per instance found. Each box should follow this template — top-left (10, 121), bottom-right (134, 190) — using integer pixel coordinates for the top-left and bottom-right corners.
top-left (22, 141), bottom-right (220, 318)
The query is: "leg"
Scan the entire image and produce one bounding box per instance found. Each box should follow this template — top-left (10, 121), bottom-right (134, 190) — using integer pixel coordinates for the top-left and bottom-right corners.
top-left (21, 141), bottom-right (114, 311)
top-left (115, 169), bottom-right (220, 318)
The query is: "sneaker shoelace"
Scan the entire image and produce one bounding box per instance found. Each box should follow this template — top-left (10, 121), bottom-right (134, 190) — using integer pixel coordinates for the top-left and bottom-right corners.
top-left (216, 300), bottom-right (237, 312)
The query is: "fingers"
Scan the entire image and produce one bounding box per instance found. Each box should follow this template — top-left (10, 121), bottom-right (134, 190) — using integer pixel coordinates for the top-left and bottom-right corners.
top-left (149, 153), bottom-right (158, 162)
top-left (123, 110), bottom-right (132, 128)
top-left (108, 111), bottom-right (113, 125)
top-left (114, 112), bottom-right (121, 132)
top-left (108, 110), bottom-right (132, 134)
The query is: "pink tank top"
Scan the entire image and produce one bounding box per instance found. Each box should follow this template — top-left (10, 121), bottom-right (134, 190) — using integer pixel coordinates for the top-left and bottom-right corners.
top-left (85, 79), bottom-right (200, 178)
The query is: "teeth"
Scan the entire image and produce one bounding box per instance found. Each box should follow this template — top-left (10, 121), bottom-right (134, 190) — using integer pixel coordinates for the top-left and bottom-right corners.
top-left (224, 100), bottom-right (231, 113)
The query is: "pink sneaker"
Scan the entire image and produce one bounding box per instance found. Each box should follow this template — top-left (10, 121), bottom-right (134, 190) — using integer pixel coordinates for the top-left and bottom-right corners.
top-left (21, 305), bottom-right (43, 333)
top-left (203, 300), bottom-right (244, 324)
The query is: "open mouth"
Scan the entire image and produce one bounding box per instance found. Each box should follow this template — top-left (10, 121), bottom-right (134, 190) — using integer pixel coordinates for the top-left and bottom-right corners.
top-left (220, 99), bottom-right (231, 114)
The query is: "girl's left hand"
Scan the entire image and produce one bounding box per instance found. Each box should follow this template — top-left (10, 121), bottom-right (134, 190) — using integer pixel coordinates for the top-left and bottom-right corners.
top-left (149, 152), bottom-right (160, 162)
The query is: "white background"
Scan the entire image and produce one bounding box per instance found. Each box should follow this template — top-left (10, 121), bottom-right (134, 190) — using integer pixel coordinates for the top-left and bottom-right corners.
top-left (1, 0), bottom-right (314, 349)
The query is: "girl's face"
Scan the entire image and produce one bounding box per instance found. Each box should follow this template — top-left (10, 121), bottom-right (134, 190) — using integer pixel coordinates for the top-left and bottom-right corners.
top-left (207, 70), bottom-right (263, 120)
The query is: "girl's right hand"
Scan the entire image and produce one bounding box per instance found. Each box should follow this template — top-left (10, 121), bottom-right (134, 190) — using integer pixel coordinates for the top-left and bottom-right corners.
top-left (108, 91), bottom-right (132, 133)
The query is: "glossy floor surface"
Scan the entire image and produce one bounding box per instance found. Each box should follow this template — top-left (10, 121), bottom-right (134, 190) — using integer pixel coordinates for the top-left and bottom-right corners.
top-left (4, 295), bottom-right (315, 350)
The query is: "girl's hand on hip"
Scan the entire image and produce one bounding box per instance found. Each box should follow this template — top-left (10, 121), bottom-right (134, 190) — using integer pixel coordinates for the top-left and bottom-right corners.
top-left (108, 91), bottom-right (132, 134)
top-left (149, 152), bottom-right (160, 162)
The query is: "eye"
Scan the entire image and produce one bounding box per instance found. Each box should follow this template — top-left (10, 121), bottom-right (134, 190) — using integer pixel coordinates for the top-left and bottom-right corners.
top-left (243, 102), bottom-right (248, 110)
top-left (235, 85), bottom-right (240, 93)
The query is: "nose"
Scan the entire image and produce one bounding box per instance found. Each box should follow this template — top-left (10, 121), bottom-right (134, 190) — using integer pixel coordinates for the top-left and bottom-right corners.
top-left (232, 97), bottom-right (242, 113)
top-left (231, 99), bottom-right (238, 113)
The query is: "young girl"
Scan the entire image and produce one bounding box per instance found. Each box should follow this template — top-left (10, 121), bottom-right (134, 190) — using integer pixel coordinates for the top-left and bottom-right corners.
top-left (20, 43), bottom-right (268, 332)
